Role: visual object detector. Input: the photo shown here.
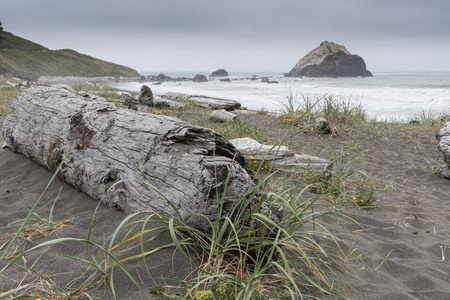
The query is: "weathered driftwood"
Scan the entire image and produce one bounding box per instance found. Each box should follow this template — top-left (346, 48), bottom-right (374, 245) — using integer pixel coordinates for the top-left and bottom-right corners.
top-left (162, 92), bottom-right (241, 111)
top-left (2, 86), bottom-right (282, 229)
top-left (230, 137), bottom-right (332, 179)
top-left (153, 95), bottom-right (186, 109)
top-left (208, 110), bottom-right (237, 122)
top-left (437, 122), bottom-right (450, 179)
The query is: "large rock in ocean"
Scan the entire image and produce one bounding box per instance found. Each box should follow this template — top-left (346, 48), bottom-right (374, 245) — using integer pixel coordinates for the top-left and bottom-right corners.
top-left (285, 41), bottom-right (373, 78)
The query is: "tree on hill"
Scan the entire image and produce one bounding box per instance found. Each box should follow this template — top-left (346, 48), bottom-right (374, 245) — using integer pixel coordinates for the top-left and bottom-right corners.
top-left (0, 18), bottom-right (4, 45)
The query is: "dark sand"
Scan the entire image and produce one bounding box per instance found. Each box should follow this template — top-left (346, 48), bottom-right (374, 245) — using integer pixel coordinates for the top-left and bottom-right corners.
top-left (1, 104), bottom-right (450, 299)
top-left (0, 117), bottom-right (195, 299)
top-left (284, 121), bottom-right (450, 300)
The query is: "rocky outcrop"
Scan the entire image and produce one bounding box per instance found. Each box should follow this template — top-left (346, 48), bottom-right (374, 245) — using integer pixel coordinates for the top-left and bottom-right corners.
top-left (137, 85), bottom-right (154, 106)
top-left (210, 69), bottom-right (229, 77)
top-left (286, 41), bottom-right (372, 78)
top-left (152, 73), bottom-right (172, 82)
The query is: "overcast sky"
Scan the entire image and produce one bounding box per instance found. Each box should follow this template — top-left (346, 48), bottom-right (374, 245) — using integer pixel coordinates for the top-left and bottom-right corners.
top-left (2, 0), bottom-right (450, 73)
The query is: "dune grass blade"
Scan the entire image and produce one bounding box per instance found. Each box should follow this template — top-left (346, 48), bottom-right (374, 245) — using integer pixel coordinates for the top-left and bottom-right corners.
top-left (0, 237), bottom-right (148, 299)
top-left (1, 108), bottom-right (365, 299)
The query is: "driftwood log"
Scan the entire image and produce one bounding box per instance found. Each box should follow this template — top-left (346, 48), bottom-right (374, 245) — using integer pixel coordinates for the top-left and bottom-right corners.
top-left (162, 92), bottom-right (241, 111)
top-left (230, 137), bottom-right (332, 179)
top-left (437, 122), bottom-right (450, 179)
top-left (208, 110), bottom-right (237, 123)
top-left (2, 86), bottom-right (282, 229)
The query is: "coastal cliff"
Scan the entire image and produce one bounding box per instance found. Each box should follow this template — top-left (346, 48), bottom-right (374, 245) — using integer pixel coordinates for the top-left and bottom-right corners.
top-left (286, 41), bottom-right (373, 78)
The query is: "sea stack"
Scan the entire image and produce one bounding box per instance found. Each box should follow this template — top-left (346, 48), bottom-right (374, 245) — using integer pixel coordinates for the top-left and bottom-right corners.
top-left (285, 41), bottom-right (373, 78)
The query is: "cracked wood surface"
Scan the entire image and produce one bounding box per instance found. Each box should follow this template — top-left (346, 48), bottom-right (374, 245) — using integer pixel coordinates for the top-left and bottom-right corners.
top-left (2, 86), bottom-right (282, 229)
top-left (437, 122), bottom-right (450, 179)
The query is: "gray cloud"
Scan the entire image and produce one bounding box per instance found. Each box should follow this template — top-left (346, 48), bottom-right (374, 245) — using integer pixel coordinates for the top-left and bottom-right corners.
top-left (2, 0), bottom-right (449, 72)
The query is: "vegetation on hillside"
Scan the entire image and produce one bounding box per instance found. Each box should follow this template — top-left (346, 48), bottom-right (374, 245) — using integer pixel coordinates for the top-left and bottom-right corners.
top-left (0, 31), bottom-right (140, 78)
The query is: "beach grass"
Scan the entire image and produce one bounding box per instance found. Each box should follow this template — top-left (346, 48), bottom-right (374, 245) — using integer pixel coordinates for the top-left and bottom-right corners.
top-left (1, 82), bottom-right (448, 299)
top-left (0, 136), bottom-right (358, 299)
top-left (0, 85), bottom-right (21, 116)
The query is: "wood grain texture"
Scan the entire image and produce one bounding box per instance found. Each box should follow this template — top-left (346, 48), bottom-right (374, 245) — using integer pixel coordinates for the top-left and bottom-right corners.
top-left (2, 86), bottom-right (282, 229)
top-left (437, 122), bottom-right (450, 179)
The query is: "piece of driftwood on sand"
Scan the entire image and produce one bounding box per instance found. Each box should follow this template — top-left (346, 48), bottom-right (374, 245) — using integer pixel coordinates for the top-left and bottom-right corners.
top-left (1, 86), bottom-right (282, 229)
top-left (230, 137), bottom-right (332, 179)
top-left (437, 122), bottom-right (450, 179)
top-left (162, 92), bottom-right (241, 111)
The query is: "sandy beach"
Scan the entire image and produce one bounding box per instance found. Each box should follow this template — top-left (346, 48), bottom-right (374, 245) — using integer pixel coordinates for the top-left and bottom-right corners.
top-left (1, 85), bottom-right (450, 299)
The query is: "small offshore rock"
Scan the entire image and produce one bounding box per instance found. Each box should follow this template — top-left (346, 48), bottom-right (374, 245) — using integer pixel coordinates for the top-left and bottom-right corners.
top-left (220, 78), bottom-right (231, 82)
top-left (154, 73), bottom-right (172, 82)
top-left (208, 110), bottom-right (237, 122)
top-left (193, 74), bottom-right (208, 82)
top-left (261, 77), bottom-right (269, 83)
top-left (209, 69), bottom-right (229, 77)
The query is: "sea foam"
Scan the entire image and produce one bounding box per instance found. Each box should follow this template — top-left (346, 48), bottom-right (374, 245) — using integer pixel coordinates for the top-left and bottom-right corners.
top-left (111, 72), bottom-right (450, 121)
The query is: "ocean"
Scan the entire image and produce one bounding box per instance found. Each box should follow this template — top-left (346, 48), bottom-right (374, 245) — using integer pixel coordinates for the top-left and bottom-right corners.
top-left (110, 72), bottom-right (450, 121)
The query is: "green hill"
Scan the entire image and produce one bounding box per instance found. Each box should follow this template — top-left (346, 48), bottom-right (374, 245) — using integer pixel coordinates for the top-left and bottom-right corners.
top-left (0, 31), bottom-right (140, 78)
